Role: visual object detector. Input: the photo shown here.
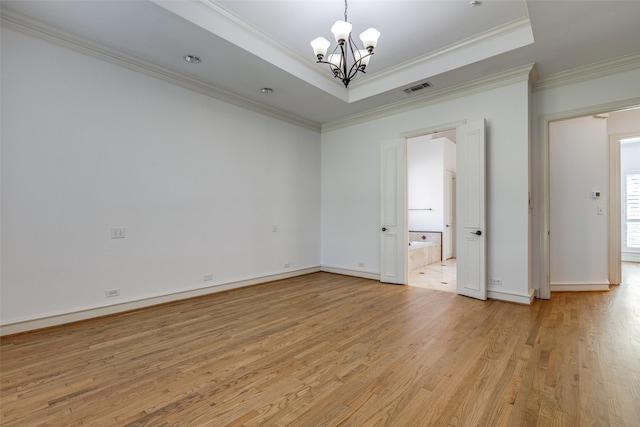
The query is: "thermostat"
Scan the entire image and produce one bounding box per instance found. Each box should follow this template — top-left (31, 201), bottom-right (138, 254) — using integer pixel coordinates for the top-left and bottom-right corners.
top-left (590, 191), bottom-right (601, 199)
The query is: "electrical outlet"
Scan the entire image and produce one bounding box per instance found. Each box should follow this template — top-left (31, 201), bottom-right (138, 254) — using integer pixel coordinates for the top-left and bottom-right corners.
top-left (358, 262), bottom-right (365, 268)
top-left (203, 274), bottom-right (213, 282)
top-left (283, 262), bottom-right (290, 268)
top-left (490, 278), bottom-right (502, 286)
top-left (110, 227), bottom-right (126, 239)
top-left (105, 289), bottom-right (120, 298)
top-left (272, 225), bottom-right (278, 232)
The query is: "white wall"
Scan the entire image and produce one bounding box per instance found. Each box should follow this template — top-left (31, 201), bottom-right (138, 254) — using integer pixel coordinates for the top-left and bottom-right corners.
top-left (321, 80), bottom-right (532, 302)
top-left (531, 67), bottom-right (640, 293)
top-left (0, 28), bottom-right (321, 328)
top-left (549, 116), bottom-right (608, 286)
top-left (408, 137), bottom-right (443, 231)
top-left (407, 137), bottom-right (455, 232)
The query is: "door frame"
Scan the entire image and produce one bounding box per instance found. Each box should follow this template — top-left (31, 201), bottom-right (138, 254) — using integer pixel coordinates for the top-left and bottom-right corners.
top-left (537, 98), bottom-right (640, 299)
top-left (612, 131), bottom-right (640, 273)
top-left (444, 169), bottom-right (456, 260)
top-left (399, 121), bottom-right (466, 284)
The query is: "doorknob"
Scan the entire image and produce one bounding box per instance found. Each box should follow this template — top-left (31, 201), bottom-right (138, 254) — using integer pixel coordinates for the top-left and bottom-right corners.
top-left (382, 227), bottom-right (387, 232)
top-left (470, 230), bottom-right (482, 236)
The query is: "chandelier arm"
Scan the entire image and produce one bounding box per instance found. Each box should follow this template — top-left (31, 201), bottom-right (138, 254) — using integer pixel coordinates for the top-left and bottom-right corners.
top-left (339, 42), bottom-right (349, 86)
top-left (346, 35), bottom-right (365, 82)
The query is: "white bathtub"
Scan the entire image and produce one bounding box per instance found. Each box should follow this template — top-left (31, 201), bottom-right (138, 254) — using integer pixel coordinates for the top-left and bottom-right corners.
top-left (409, 241), bottom-right (436, 248)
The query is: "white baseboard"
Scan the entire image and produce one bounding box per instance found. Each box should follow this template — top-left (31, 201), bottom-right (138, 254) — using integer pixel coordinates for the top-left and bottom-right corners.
top-left (323, 266), bottom-right (535, 304)
top-left (550, 282), bottom-right (610, 292)
top-left (487, 288), bottom-right (535, 305)
top-left (0, 267), bottom-right (320, 337)
top-left (320, 266), bottom-right (380, 281)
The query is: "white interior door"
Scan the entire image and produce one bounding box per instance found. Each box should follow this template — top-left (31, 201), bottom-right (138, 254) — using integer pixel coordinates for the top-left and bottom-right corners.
top-left (380, 138), bottom-right (407, 284)
top-left (443, 170), bottom-right (455, 260)
top-left (456, 119), bottom-right (486, 300)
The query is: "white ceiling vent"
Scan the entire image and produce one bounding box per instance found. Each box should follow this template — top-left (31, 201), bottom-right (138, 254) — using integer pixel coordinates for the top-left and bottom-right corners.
top-left (403, 81), bottom-right (432, 94)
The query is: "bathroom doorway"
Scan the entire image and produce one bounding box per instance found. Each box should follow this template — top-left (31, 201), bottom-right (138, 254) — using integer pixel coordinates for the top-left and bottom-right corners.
top-left (407, 130), bottom-right (457, 292)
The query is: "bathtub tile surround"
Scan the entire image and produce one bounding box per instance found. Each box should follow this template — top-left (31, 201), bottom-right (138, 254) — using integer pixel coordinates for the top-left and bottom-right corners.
top-left (409, 231), bottom-right (441, 244)
top-left (409, 231), bottom-right (442, 270)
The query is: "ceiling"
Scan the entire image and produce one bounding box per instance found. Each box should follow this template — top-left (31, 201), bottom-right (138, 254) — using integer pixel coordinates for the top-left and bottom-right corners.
top-left (2, 0), bottom-right (639, 129)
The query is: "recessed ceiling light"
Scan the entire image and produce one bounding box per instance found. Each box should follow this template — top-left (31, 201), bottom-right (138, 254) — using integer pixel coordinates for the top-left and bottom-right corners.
top-left (184, 55), bottom-right (201, 64)
top-left (260, 88), bottom-right (274, 94)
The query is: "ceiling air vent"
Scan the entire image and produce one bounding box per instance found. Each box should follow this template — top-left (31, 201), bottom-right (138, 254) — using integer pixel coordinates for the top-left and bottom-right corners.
top-left (403, 81), bottom-right (432, 94)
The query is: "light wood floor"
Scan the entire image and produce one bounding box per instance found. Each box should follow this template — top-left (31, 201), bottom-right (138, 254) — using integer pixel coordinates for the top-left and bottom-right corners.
top-left (2, 267), bottom-right (640, 426)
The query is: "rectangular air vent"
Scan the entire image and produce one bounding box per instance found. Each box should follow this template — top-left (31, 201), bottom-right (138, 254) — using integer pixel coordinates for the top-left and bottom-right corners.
top-left (403, 81), bottom-right (432, 94)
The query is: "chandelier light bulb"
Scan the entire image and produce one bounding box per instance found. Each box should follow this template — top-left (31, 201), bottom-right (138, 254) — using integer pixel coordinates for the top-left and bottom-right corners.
top-left (327, 53), bottom-right (343, 73)
top-left (331, 20), bottom-right (352, 44)
top-left (359, 28), bottom-right (380, 52)
top-left (310, 37), bottom-right (331, 60)
top-left (355, 49), bottom-right (371, 67)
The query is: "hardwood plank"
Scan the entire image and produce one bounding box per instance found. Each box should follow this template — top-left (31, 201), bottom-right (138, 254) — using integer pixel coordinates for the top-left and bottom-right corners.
top-left (2, 268), bottom-right (640, 426)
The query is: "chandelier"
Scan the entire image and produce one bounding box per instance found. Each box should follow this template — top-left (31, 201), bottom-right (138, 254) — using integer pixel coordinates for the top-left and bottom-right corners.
top-left (310, 0), bottom-right (380, 88)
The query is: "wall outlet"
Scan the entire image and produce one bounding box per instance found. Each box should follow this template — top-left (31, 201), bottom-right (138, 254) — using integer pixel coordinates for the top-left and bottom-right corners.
top-left (358, 262), bottom-right (365, 268)
top-left (272, 225), bottom-right (278, 232)
top-left (283, 262), bottom-right (290, 268)
top-left (105, 288), bottom-right (120, 298)
top-left (110, 227), bottom-right (126, 239)
top-left (490, 278), bottom-right (502, 286)
top-left (203, 274), bottom-right (213, 282)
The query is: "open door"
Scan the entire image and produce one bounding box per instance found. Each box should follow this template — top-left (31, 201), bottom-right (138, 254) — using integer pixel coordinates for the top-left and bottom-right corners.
top-left (456, 119), bottom-right (487, 300)
top-left (380, 138), bottom-right (407, 284)
top-left (443, 169), bottom-right (456, 260)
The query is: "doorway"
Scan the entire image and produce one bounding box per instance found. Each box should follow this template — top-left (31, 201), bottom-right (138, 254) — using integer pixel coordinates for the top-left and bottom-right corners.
top-left (546, 107), bottom-right (640, 294)
top-left (406, 130), bottom-right (457, 292)
top-left (620, 133), bottom-right (640, 285)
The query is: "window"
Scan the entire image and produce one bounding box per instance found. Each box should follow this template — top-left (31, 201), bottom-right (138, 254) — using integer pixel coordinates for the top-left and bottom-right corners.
top-left (624, 170), bottom-right (640, 252)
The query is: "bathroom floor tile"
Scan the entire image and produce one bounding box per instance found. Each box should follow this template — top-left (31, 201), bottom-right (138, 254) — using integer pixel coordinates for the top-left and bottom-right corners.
top-left (409, 258), bottom-right (457, 293)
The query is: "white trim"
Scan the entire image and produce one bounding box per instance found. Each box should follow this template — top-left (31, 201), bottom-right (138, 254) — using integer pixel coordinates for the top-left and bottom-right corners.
top-left (608, 133), bottom-right (640, 286)
top-left (154, 0), bottom-right (346, 101)
top-left (487, 289), bottom-right (535, 305)
top-left (346, 18), bottom-right (534, 102)
top-left (533, 52), bottom-right (640, 92)
top-left (550, 283), bottom-right (610, 292)
top-left (352, 18), bottom-right (532, 92)
top-left (322, 64), bottom-right (534, 132)
top-left (0, 267), bottom-right (320, 337)
top-left (0, 10), bottom-right (322, 132)
top-left (400, 120), bottom-right (466, 139)
top-left (320, 266), bottom-right (381, 281)
top-left (609, 135), bottom-right (622, 286)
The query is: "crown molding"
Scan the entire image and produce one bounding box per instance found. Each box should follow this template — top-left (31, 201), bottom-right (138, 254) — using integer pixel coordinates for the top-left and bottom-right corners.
top-left (322, 63), bottom-right (535, 133)
top-left (156, 0), bottom-right (346, 100)
top-left (0, 10), bottom-right (322, 132)
top-left (197, 0), bottom-right (330, 83)
top-left (532, 52), bottom-right (640, 92)
top-left (350, 17), bottom-right (533, 91)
